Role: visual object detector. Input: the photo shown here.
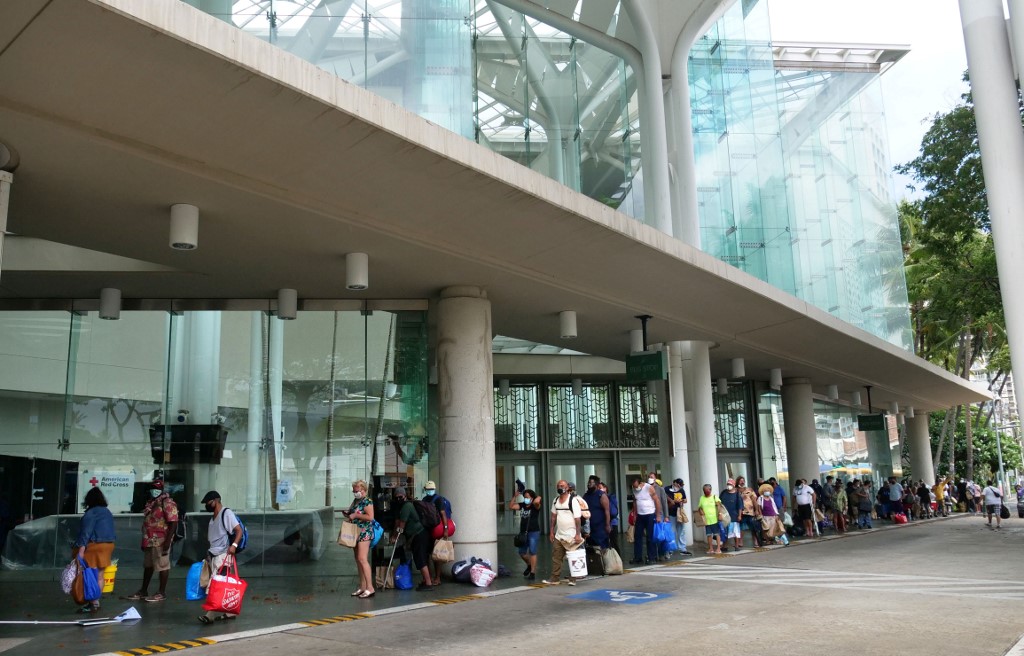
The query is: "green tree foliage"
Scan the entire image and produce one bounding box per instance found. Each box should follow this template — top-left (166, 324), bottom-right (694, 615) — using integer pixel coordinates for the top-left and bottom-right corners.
top-left (896, 74), bottom-right (1018, 479)
top-left (929, 409), bottom-right (1021, 480)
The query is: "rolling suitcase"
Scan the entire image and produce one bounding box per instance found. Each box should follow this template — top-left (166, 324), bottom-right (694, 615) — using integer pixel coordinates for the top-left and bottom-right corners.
top-left (585, 547), bottom-right (605, 576)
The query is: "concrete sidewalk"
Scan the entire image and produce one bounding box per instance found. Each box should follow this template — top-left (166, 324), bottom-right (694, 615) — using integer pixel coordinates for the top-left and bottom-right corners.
top-left (3, 512), bottom-right (1020, 656)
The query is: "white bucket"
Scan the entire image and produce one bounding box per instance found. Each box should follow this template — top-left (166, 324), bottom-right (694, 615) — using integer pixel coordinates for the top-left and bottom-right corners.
top-left (567, 549), bottom-right (588, 578)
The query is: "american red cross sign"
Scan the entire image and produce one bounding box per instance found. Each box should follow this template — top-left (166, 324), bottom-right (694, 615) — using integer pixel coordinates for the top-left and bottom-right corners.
top-left (89, 477), bottom-right (99, 486)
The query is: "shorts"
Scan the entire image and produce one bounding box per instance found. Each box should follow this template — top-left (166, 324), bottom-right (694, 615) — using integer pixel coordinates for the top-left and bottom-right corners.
top-left (987, 504), bottom-right (1000, 516)
top-left (726, 521), bottom-right (741, 538)
top-left (143, 546), bottom-right (171, 572)
top-left (797, 504), bottom-right (813, 522)
top-left (517, 531), bottom-right (541, 555)
top-left (409, 529), bottom-right (432, 570)
top-left (704, 522), bottom-right (721, 537)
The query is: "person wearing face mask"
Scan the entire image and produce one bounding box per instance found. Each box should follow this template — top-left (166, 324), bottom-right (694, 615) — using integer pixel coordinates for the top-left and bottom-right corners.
top-left (509, 487), bottom-right (542, 580)
top-left (422, 481), bottom-right (452, 588)
top-left (628, 474), bottom-right (662, 565)
top-left (343, 480), bottom-right (376, 598)
top-left (197, 490), bottom-right (244, 623)
top-left (126, 478), bottom-right (178, 603)
top-left (543, 480), bottom-right (583, 586)
top-left (757, 483), bottom-right (783, 545)
top-left (793, 479), bottom-right (816, 538)
top-left (719, 479), bottom-right (743, 552)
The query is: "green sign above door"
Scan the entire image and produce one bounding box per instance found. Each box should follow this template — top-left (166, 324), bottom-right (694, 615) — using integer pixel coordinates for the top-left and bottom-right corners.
top-left (626, 351), bottom-right (668, 383)
top-left (857, 413), bottom-right (887, 432)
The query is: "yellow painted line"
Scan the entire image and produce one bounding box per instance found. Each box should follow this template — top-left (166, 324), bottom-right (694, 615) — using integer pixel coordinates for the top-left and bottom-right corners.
top-left (195, 639), bottom-right (216, 645)
top-left (301, 612), bottom-right (372, 627)
top-left (114, 652), bottom-right (136, 656)
top-left (179, 641), bottom-right (204, 648)
top-left (164, 643), bottom-right (188, 650)
top-left (144, 646), bottom-right (171, 653)
top-left (127, 650), bottom-right (154, 655)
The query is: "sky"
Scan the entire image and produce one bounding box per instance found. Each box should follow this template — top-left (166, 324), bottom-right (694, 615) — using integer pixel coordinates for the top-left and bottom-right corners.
top-left (766, 0), bottom-right (970, 199)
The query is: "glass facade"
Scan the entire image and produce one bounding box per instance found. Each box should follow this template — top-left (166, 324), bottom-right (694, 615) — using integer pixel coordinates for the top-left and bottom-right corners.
top-left (0, 308), bottom-right (429, 575)
top-left (689, 1), bottom-right (912, 349)
top-left (756, 386), bottom-right (901, 487)
top-left (182, 0), bottom-right (645, 220)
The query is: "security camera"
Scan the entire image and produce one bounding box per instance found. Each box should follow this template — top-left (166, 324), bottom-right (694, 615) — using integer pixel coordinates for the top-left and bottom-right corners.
top-left (176, 409), bottom-right (190, 424)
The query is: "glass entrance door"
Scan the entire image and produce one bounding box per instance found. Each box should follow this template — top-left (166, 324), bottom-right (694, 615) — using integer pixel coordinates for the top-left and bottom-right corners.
top-left (496, 461), bottom-right (540, 534)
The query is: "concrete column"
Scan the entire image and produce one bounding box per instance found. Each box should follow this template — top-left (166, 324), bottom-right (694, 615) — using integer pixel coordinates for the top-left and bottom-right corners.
top-left (960, 0), bottom-right (1024, 422)
top-left (780, 378), bottom-right (818, 486)
top-left (682, 341), bottom-right (718, 493)
top-left (436, 286), bottom-right (496, 565)
top-left (0, 172), bottom-right (11, 280)
top-left (906, 414), bottom-right (935, 486)
top-left (667, 341), bottom-right (693, 546)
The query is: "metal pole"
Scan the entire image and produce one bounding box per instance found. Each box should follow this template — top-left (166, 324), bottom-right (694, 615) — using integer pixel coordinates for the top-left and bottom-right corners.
top-left (996, 429), bottom-right (1006, 494)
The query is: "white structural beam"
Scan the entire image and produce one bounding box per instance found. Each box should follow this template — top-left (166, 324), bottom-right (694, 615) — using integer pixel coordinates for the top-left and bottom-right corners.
top-left (959, 0), bottom-right (1024, 428)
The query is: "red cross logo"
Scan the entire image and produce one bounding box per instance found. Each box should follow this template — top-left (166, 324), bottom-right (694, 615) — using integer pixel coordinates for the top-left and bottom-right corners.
top-left (89, 477), bottom-right (99, 486)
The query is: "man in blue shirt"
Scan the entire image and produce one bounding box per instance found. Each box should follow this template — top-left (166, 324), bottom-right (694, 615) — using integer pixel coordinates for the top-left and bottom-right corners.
top-left (769, 477), bottom-right (787, 517)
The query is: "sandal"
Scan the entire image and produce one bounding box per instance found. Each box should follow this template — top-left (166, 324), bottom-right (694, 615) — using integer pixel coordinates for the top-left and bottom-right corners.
top-left (125, 591), bottom-right (146, 601)
top-left (350, 589), bottom-right (364, 597)
top-left (144, 593), bottom-right (166, 602)
top-left (198, 615), bottom-right (212, 624)
top-left (357, 590), bottom-right (375, 599)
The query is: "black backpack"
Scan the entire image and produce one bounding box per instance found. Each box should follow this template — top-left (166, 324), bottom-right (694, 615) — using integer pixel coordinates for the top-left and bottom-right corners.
top-left (412, 499), bottom-right (440, 529)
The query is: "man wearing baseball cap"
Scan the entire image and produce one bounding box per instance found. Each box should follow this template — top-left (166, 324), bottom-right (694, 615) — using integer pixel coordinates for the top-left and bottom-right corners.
top-left (422, 481), bottom-right (452, 587)
top-left (198, 490), bottom-right (243, 623)
top-left (126, 478), bottom-right (178, 602)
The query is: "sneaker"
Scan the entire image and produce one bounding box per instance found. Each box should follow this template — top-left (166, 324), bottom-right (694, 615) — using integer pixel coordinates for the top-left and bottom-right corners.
top-left (527, 573), bottom-right (536, 581)
top-left (144, 593), bottom-right (166, 603)
top-left (541, 579), bottom-right (560, 585)
top-left (125, 591), bottom-right (146, 601)
top-left (566, 580), bottom-right (576, 586)
top-left (681, 550), bottom-right (693, 556)
top-left (415, 583), bottom-right (433, 592)
top-left (523, 565), bottom-right (531, 576)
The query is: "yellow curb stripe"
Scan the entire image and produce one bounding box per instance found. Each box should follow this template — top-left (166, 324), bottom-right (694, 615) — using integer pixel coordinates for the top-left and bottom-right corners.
top-left (127, 650), bottom-right (154, 655)
top-left (301, 612), bottom-right (373, 627)
top-left (178, 641), bottom-right (204, 647)
top-left (195, 639), bottom-right (216, 645)
top-left (144, 646), bottom-right (171, 653)
top-left (114, 652), bottom-right (136, 656)
top-left (163, 644), bottom-right (188, 650)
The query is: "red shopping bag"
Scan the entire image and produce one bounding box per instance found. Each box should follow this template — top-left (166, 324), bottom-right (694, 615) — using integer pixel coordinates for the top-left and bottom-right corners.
top-left (203, 556), bottom-right (247, 615)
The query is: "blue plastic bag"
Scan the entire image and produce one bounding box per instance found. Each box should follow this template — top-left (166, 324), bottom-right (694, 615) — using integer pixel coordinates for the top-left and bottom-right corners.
top-left (371, 521), bottom-right (384, 548)
top-left (394, 563), bottom-right (413, 590)
top-left (653, 521), bottom-right (675, 553)
top-left (79, 557), bottom-right (102, 602)
top-left (185, 561), bottom-right (207, 601)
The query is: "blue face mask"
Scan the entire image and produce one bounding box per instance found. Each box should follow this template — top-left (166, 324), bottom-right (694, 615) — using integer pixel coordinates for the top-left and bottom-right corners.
top-left (424, 489), bottom-right (435, 496)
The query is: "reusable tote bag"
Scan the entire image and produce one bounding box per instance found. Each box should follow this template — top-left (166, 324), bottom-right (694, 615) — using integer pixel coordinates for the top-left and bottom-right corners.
top-left (203, 557), bottom-right (248, 616)
top-left (337, 521), bottom-right (359, 548)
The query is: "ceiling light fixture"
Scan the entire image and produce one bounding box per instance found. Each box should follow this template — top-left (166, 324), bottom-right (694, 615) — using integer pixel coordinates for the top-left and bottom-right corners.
top-left (277, 288), bottom-right (297, 320)
top-left (560, 311), bottom-right (578, 339)
top-left (769, 368), bottom-right (782, 390)
top-left (169, 204), bottom-right (199, 250)
top-left (99, 287), bottom-right (121, 320)
top-left (346, 252), bottom-right (369, 290)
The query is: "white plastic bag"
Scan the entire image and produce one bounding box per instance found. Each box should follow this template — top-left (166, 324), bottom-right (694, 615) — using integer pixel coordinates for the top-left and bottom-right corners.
top-left (782, 512), bottom-right (794, 527)
top-left (469, 564), bottom-right (496, 587)
top-left (60, 559), bottom-right (79, 595)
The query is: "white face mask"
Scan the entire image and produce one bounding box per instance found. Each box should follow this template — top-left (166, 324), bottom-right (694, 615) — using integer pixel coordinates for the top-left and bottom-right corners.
top-left (727, 485), bottom-right (734, 491)
top-left (353, 491), bottom-right (363, 499)
top-left (150, 489), bottom-right (162, 499)
top-left (523, 496), bottom-right (531, 503)
top-left (648, 477), bottom-right (656, 484)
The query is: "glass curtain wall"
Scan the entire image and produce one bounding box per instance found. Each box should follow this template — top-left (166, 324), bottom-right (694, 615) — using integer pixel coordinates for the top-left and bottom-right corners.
top-left (755, 386), bottom-right (900, 486)
top-left (690, 1), bottom-right (912, 349)
top-left (180, 1), bottom-right (645, 221)
top-left (0, 309), bottom-right (428, 578)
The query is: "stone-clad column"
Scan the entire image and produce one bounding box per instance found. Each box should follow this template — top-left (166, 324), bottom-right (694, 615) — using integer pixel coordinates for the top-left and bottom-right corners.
top-left (906, 414), bottom-right (935, 485)
top-left (781, 378), bottom-right (818, 486)
top-left (436, 286), bottom-right (496, 565)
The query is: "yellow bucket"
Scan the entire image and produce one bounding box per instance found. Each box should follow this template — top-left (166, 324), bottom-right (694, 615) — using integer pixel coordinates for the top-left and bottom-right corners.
top-left (102, 564), bottom-right (117, 594)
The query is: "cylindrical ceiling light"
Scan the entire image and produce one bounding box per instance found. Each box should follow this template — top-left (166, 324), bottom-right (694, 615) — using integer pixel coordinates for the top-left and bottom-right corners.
top-left (572, 378), bottom-right (583, 396)
top-left (169, 203), bottom-right (199, 250)
top-left (731, 358), bottom-right (745, 379)
top-left (888, 401), bottom-right (899, 415)
top-left (827, 384), bottom-right (839, 401)
top-left (717, 378), bottom-right (728, 396)
top-left (906, 406), bottom-right (915, 419)
top-left (851, 391), bottom-right (862, 407)
top-left (560, 311), bottom-right (578, 339)
top-left (630, 329), bottom-right (644, 354)
top-left (498, 379), bottom-right (510, 397)
top-left (99, 287), bottom-right (121, 320)
top-left (345, 252), bottom-right (369, 290)
top-left (277, 288), bottom-right (297, 320)
top-left (769, 368), bottom-right (783, 390)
